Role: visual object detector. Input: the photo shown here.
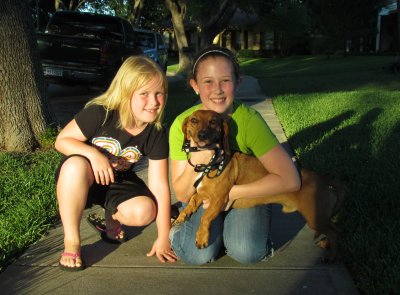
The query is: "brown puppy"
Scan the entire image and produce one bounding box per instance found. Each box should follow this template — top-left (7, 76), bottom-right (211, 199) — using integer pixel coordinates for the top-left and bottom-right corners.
top-left (173, 109), bottom-right (344, 262)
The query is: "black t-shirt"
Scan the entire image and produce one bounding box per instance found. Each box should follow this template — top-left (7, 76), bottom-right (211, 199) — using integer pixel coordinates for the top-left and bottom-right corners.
top-left (75, 105), bottom-right (168, 171)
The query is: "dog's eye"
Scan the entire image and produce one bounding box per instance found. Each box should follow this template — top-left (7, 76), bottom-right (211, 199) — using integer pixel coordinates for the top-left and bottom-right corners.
top-left (210, 119), bottom-right (217, 125)
top-left (190, 118), bottom-right (199, 124)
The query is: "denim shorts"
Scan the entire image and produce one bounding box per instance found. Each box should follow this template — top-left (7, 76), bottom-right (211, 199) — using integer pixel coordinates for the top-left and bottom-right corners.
top-left (55, 154), bottom-right (155, 214)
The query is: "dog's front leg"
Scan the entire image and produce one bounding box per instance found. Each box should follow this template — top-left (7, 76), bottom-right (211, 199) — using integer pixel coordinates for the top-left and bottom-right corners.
top-left (173, 193), bottom-right (203, 226)
top-left (195, 196), bottom-right (226, 249)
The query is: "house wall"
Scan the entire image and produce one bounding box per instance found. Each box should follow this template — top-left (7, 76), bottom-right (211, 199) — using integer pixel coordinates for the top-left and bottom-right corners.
top-left (380, 13), bottom-right (398, 51)
top-left (215, 29), bottom-right (265, 52)
top-left (376, 1), bottom-right (398, 52)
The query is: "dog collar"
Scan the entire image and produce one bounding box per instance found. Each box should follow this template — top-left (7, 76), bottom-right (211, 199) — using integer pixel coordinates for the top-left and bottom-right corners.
top-left (182, 141), bottom-right (219, 153)
top-left (182, 139), bottom-right (231, 188)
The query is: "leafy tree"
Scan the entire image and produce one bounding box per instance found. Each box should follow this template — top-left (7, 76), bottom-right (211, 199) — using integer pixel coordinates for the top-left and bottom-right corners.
top-left (30, 0), bottom-right (55, 31)
top-left (139, 0), bottom-right (170, 30)
top-left (264, 0), bottom-right (311, 56)
top-left (187, 0), bottom-right (279, 49)
top-left (188, 0), bottom-right (238, 48)
top-left (306, 0), bottom-right (385, 53)
top-left (0, 0), bottom-right (56, 152)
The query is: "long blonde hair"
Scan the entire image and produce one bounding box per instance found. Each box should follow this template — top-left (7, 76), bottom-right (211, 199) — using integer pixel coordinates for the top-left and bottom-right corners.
top-left (86, 55), bottom-right (168, 129)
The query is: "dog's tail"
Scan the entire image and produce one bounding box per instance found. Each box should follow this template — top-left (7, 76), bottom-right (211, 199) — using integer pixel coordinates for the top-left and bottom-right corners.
top-left (324, 174), bottom-right (345, 216)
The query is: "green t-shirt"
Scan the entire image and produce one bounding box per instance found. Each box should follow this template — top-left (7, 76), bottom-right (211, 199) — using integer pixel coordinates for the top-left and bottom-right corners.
top-left (169, 100), bottom-right (278, 160)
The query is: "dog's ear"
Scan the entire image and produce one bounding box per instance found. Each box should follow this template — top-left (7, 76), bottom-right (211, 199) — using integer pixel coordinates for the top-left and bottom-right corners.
top-left (222, 120), bottom-right (231, 155)
top-left (182, 116), bottom-right (191, 140)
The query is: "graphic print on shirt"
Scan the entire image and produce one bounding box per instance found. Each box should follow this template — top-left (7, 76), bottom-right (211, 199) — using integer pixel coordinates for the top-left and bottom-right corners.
top-left (92, 137), bottom-right (142, 171)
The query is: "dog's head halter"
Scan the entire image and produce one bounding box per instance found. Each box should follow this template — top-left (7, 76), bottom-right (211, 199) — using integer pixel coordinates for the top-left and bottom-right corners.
top-left (182, 140), bottom-right (231, 188)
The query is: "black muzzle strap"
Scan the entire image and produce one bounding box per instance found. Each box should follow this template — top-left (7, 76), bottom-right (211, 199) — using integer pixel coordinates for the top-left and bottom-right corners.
top-left (182, 140), bottom-right (231, 188)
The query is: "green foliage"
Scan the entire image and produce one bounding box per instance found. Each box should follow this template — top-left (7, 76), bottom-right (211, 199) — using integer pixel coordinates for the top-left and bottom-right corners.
top-left (237, 49), bottom-right (260, 58)
top-left (305, 0), bottom-right (383, 52)
top-left (0, 150), bottom-right (62, 271)
top-left (241, 54), bottom-right (400, 293)
top-left (37, 125), bottom-right (59, 150)
top-left (263, 0), bottom-right (311, 55)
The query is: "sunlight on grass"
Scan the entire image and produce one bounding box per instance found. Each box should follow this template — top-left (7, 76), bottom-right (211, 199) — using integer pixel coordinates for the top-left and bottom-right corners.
top-left (273, 86), bottom-right (400, 292)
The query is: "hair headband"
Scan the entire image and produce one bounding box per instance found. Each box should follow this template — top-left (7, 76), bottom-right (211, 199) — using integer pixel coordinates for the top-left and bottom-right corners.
top-left (192, 49), bottom-right (231, 75)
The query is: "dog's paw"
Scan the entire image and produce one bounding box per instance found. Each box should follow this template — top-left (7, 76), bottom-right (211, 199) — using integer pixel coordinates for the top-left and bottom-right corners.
top-left (195, 231), bottom-right (210, 249)
top-left (172, 220), bottom-right (180, 226)
top-left (195, 240), bottom-right (209, 249)
top-left (172, 213), bottom-right (190, 226)
top-left (172, 217), bottom-right (184, 226)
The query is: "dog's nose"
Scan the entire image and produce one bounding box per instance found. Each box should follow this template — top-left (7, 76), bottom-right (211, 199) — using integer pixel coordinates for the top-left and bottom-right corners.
top-left (198, 131), bottom-right (207, 140)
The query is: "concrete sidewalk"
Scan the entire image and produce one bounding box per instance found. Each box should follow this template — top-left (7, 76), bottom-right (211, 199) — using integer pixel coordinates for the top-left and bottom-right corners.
top-left (0, 76), bottom-right (358, 294)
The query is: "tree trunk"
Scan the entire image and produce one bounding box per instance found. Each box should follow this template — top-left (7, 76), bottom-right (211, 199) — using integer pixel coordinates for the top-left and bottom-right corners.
top-left (165, 0), bottom-right (191, 73)
top-left (129, 0), bottom-right (145, 26)
top-left (0, 0), bottom-right (56, 152)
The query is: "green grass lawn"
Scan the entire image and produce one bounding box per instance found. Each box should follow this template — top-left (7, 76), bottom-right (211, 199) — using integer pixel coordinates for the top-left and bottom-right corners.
top-left (1, 54), bottom-right (399, 293)
top-left (241, 55), bottom-right (400, 293)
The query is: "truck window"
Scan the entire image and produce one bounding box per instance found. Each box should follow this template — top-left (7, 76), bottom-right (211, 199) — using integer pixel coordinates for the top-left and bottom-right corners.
top-left (136, 32), bottom-right (155, 49)
top-left (46, 13), bottom-right (123, 42)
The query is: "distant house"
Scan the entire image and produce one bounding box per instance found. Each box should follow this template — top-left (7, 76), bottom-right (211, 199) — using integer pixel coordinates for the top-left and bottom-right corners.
top-left (213, 9), bottom-right (271, 54)
top-left (376, 0), bottom-right (398, 52)
top-left (162, 9), bottom-right (269, 56)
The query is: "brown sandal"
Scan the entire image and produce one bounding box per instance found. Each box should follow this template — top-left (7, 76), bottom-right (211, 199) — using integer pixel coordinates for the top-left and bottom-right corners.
top-left (86, 213), bottom-right (127, 244)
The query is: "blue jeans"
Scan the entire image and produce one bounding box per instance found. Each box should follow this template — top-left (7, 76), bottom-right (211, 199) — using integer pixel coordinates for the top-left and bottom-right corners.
top-left (169, 204), bottom-right (273, 265)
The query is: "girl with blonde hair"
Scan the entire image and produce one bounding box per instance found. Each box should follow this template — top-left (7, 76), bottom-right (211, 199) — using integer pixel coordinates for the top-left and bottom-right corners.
top-left (55, 56), bottom-right (177, 271)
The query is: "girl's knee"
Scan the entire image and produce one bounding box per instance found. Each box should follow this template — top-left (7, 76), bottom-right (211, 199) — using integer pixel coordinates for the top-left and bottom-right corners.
top-left (171, 241), bottom-right (217, 265)
top-left (169, 224), bottom-right (221, 265)
top-left (225, 240), bottom-right (271, 264)
top-left (118, 198), bottom-right (156, 226)
top-left (59, 156), bottom-right (92, 180)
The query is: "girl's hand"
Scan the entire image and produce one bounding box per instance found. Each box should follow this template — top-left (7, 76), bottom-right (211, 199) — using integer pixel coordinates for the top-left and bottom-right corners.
top-left (223, 189), bottom-right (238, 211)
top-left (88, 151), bottom-right (115, 185)
top-left (146, 238), bottom-right (178, 263)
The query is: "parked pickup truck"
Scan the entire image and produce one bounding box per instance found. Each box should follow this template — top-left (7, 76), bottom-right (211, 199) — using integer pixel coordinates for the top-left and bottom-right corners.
top-left (133, 28), bottom-right (168, 72)
top-left (37, 11), bottom-right (142, 86)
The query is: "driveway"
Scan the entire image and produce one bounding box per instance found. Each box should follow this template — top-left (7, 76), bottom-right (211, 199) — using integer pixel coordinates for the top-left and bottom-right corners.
top-left (48, 83), bottom-right (98, 127)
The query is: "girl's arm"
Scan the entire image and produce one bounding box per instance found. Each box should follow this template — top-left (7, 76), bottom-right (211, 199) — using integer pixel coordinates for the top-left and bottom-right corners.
top-left (55, 119), bottom-right (114, 185)
top-left (228, 144), bottom-right (301, 202)
top-left (146, 158), bottom-right (177, 262)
